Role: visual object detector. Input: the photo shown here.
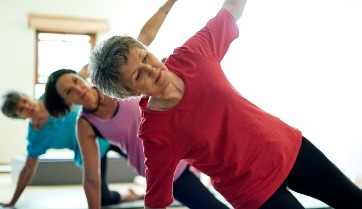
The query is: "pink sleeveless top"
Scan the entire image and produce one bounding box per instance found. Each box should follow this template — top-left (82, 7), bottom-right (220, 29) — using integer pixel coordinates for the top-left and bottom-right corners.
top-left (81, 97), bottom-right (188, 179)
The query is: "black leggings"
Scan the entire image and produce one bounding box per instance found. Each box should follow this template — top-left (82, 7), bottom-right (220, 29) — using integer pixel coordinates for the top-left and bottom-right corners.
top-left (260, 137), bottom-right (362, 209)
top-left (100, 145), bottom-right (124, 206)
top-left (173, 165), bottom-right (230, 209)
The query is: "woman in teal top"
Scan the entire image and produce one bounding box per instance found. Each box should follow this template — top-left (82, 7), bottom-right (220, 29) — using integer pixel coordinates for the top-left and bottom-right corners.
top-left (0, 90), bottom-right (142, 208)
top-left (25, 97), bottom-right (109, 167)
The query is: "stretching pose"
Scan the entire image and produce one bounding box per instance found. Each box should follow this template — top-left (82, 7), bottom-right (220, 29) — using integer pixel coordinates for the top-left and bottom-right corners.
top-left (44, 68), bottom-right (230, 209)
top-left (88, 0), bottom-right (362, 208)
top-left (0, 91), bottom-right (139, 207)
top-left (1, 0), bottom-right (180, 207)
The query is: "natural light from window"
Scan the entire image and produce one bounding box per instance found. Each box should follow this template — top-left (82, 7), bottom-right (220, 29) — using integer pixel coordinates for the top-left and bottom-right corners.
top-left (35, 33), bottom-right (92, 98)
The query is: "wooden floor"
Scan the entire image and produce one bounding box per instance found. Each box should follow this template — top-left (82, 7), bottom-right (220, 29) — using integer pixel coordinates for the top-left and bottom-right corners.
top-left (0, 172), bottom-right (335, 209)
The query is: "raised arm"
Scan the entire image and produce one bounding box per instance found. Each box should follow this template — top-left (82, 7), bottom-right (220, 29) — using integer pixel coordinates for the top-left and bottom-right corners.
top-left (80, 0), bottom-right (177, 79)
top-left (0, 157), bottom-right (38, 207)
top-left (137, 0), bottom-right (178, 46)
top-left (222, 0), bottom-right (248, 21)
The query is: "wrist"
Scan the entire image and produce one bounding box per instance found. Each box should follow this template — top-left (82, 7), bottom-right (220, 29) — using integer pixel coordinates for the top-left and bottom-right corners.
top-left (159, 6), bottom-right (169, 14)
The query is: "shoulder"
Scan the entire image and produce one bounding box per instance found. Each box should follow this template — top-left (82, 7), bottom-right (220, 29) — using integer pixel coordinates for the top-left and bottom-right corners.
top-left (77, 116), bottom-right (92, 128)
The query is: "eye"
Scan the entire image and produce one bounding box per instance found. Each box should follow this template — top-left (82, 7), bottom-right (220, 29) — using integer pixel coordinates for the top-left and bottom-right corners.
top-left (143, 54), bottom-right (148, 63)
top-left (65, 89), bottom-right (72, 96)
top-left (136, 70), bottom-right (141, 80)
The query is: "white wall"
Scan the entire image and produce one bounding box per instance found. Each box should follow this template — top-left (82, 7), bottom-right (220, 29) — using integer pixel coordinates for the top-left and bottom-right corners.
top-left (0, 0), bottom-right (361, 179)
top-left (0, 0), bottom-right (162, 163)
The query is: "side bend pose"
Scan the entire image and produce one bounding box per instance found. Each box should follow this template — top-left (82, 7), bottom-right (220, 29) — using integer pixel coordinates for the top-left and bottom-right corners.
top-left (0, 91), bottom-right (139, 207)
top-left (87, 0), bottom-right (362, 208)
top-left (0, 0), bottom-right (179, 207)
top-left (44, 69), bottom-right (230, 209)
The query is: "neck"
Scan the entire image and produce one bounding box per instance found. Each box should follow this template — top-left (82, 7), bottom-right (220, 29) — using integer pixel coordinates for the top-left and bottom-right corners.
top-left (84, 87), bottom-right (103, 113)
top-left (30, 101), bottom-right (49, 129)
top-left (148, 72), bottom-right (184, 110)
top-left (34, 101), bottom-right (48, 119)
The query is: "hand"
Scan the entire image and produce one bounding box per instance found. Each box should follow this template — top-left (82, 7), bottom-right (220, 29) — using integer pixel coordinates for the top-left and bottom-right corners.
top-left (0, 202), bottom-right (15, 207)
top-left (121, 188), bottom-right (145, 202)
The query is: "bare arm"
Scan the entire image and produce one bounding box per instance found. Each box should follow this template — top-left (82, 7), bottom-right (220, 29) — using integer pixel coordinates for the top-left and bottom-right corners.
top-left (81, 0), bottom-right (177, 82)
top-left (77, 117), bottom-right (102, 209)
top-left (77, 63), bottom-right (94, 85)
top-left (77, 117), bottom-right (144, 209)
top-left (137, 0), bottom-right (178, 46)
top-left (222, 0), bottom-right (248, 21)
top-left (0, 157), bottom-right (38, 207)
top-left (78, 64), bottom-right (89, 79)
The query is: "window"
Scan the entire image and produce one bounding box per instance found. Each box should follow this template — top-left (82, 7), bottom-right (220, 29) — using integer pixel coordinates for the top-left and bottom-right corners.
top-left (28, 13), bottom-right (108, 98)
top-left (35, 31), bottom-right (95, 98)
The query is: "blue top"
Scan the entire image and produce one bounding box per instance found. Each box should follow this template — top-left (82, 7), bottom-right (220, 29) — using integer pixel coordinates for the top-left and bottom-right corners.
top-left (26, 98), bottom-right (110, 167)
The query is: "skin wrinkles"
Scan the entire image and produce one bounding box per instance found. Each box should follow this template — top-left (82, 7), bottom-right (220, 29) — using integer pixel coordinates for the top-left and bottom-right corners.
top-left (122, 47), bottom-right (171, 99)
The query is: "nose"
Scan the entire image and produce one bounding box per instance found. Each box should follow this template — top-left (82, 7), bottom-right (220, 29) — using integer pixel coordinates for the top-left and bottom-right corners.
top-left (144, 65), bottom-right (156, 76)
top-left (22, 102), bottom-right (30, 110)
top-left (74, 85), bottom-right (84, 94)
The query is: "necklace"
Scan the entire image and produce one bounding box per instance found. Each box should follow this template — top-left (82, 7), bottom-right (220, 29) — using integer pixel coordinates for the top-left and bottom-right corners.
top-left (84, 87), bottom-right (103, 113)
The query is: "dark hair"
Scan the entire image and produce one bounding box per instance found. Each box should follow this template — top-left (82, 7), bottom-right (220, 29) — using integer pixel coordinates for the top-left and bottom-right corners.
top-left (1, 90), bottom-right (27, 119)
top-left (44, 69), bottom-right (77, 117)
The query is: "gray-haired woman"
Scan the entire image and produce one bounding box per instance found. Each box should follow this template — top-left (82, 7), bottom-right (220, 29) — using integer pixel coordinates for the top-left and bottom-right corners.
top-left (88, 0), bottom-right (362, 208)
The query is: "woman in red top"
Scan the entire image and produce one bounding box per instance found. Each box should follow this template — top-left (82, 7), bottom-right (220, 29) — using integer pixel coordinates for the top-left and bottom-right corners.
top-left (87, 0), bottom-right (362, 208)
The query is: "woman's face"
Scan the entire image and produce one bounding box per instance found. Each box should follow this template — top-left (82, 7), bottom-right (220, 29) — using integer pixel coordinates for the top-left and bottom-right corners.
top-left (16, 97), bottom-right (37, 119)
top-left (55, 73), bottom-right (93, 105)
top-left (121, 47), bottom-right (171, 97)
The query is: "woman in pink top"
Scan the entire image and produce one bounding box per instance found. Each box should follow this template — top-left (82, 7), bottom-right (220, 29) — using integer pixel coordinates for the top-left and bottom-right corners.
top-left (44, 69), bottom-right (230, 209)
top-left (87, 0), bottom-right (362, 208)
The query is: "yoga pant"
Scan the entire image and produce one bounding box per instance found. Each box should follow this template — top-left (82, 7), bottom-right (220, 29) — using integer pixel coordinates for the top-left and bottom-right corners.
top-left (100, 145), bottom-right (124, 206)
top-left (260, 137), bottom-right (362, 209)
top-left (173, 165), bottom-right (230, 209)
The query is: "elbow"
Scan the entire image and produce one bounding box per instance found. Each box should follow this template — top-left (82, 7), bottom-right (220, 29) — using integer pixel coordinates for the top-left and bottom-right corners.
top-left (83, 173), bottom-right (98, 186)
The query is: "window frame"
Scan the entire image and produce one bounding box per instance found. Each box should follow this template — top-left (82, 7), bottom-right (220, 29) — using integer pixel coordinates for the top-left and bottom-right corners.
top-left (34, 30), bottom-right (96, 85)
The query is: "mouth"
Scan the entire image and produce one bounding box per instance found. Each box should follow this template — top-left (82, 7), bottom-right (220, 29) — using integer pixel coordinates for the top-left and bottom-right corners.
top-left (155, 71), bottom-right (162, 83)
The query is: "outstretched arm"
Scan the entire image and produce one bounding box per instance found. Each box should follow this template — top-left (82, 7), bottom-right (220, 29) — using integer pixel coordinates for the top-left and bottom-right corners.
top-left (0, 157), bottom-right (38, 207)
top-left (77, 117), bottom-right (103, 209)
top-left (77, 118), bottom-right (143, 209)
top-left (137, 0), bottom-right (178, 46)
top-left (78, 64), bottom-right (89, 79)
top-left (80, 0), bottom-right (178, 79)
top-left (222, 0), bottom-right (248, 21)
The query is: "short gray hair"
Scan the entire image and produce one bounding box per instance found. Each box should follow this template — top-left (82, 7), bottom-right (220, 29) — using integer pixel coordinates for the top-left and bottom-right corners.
top-left (89, 35), bottom-right (146, 100)
top-left (1, 90), bottom-right (27, 119)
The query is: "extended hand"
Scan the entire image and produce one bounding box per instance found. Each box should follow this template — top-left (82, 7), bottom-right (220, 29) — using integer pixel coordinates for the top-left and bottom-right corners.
top-left (0, 201), bottom-right (15, 207)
